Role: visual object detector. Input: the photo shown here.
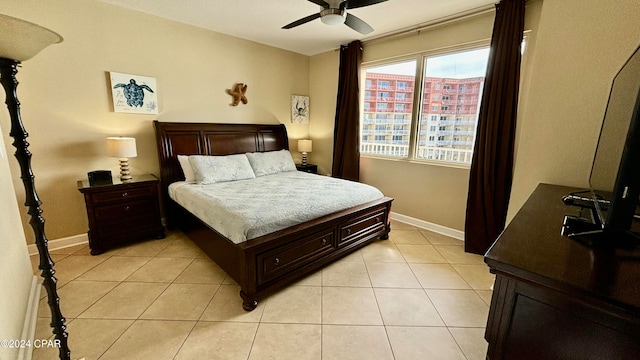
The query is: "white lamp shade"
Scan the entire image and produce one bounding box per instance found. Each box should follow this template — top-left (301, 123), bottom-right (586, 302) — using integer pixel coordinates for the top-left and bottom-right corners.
top-left (107, 137), bottom-right (137, 158)
top-left (0, 14), bottom-right (63, 62)
top-left (298, 139), bottom-right (313, 153)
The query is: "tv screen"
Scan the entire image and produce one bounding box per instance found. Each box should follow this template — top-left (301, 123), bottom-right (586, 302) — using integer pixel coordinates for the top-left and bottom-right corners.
top-left (589, 44), bottom-right (640, 235)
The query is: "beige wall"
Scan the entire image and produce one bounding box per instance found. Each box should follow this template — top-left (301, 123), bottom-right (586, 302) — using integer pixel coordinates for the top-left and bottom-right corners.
top-left (309, 11), bottom-right (502, 231)
top-left (310, 0), bottom-right (640, 233)
top-left (1, 0), bottom-right (310, 244)
top-left (509, 0), bottom-right (640, 220)
top-left (3, 0), bottom-right (640, 243)
top-left (0, 123), bottom-right (33, 360)
top-left (309, 50), bottom-right (340, 176)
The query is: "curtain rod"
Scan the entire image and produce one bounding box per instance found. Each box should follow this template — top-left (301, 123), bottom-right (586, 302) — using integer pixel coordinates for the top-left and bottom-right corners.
top-left (362, 4), bottom-right (496, 46)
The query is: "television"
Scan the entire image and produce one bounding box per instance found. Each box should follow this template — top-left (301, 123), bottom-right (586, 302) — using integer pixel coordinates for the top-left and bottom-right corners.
top-left (562, 44), bottom-right (640, 247)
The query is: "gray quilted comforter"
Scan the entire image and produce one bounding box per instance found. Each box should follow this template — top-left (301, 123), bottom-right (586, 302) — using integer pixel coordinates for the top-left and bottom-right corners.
top-left (168, 171), bottom-right (384, 244)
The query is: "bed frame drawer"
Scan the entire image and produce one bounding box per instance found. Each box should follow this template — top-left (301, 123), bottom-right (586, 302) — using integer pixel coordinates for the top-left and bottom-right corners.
top-left (339, 209), bottom-right (387, 247)
top-left (257, 230), bottom-right (334, 285)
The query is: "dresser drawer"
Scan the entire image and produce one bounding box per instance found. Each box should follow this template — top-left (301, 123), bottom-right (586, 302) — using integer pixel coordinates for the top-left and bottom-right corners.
top-left (257, 230), bottom-right (334, 285)
top-left (89, 186), bottom-right (153, 205)
top-left (339, 209), bottom-right (386, 246)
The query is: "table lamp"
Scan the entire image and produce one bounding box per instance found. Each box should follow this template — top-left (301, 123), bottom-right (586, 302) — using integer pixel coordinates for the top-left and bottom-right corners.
top-left (0, 14), bottom-right (70, 359)
top-left (107, 137), bottom-right (137, 181)
top-left (298, 139), bottom-right (312, 166)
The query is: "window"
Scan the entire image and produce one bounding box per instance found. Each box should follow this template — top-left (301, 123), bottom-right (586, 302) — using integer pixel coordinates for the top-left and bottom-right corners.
top-left (360, 47), bottom-right (489, 165)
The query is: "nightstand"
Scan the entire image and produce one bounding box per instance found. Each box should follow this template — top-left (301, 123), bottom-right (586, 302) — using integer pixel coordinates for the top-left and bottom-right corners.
top-left (296, 163), bottom-right (318, 174)
top-left (78, 174), bottom-right (165, 255)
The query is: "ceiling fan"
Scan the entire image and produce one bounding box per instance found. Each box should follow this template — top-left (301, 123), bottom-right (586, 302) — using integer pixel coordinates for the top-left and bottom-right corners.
top-left (282, 0), bottom-right (389, 35)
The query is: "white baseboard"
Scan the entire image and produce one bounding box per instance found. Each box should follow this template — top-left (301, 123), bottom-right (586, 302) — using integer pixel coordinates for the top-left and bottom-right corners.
top-left (18, 276), bottom-right (41, 360)
top-left (28, 233), bottom-right (89, 256)
top-left (390, 212), bottom-right (464, 241)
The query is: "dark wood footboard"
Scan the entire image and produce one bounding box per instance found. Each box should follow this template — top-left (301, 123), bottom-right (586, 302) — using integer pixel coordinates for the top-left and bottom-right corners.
top-left (172, 196), bottom-right (392, 310)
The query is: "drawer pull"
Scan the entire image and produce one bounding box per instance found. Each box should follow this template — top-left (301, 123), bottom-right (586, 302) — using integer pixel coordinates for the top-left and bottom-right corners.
top-left (346, 229), bottom-right (351, 235)
top-left (124, 206), bottom-right (130, 212)
top-left (122, 192), bottom-right (129, 197)
top-left (273, 257), bottom-right (280, 266)
top-left (321, 238), bottom-right (327, 245)
top-left (376, 216), bottom-right (381, 223)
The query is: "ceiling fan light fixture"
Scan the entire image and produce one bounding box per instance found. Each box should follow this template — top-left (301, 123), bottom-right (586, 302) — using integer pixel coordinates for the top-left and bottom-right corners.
top-left (320, 8), bottom-right (346, 25)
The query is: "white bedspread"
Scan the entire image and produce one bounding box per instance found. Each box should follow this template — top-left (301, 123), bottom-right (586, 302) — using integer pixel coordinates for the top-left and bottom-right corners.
top-left (168, 171), bottom-right (384, 244)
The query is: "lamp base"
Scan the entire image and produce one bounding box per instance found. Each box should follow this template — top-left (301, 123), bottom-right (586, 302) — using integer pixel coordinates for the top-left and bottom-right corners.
top-left (301, 152), bottom-right (308, 166)
top-left (119, 158), bottom-right (132, 181)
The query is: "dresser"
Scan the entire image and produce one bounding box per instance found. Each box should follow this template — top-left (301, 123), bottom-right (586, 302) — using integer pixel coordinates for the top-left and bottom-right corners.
top-left (484, 183), bottom-right (640, 359)
top-left (78, 174), bottom-right (165, 255)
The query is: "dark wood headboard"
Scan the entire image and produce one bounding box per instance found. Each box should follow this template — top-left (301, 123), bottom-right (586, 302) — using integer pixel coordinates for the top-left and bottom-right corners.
top-left (153, 121), bottom-right (289, 190)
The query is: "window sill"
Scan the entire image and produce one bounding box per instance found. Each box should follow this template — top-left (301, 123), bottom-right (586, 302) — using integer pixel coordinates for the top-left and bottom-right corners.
top-left (361, 154), bottom-right (472, 170)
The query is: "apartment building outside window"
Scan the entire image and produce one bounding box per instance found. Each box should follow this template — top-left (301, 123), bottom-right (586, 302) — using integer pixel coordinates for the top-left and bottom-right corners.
top-left (360, 46), bottom-right (489, 166)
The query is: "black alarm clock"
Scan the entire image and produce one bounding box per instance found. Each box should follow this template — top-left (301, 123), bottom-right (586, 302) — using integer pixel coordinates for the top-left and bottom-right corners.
top-left (88, 170), bottom-right (112, 186)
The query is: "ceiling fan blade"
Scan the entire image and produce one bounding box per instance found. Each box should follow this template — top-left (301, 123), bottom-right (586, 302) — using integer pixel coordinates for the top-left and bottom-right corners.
top-left (344, 13), bottom-right (373, 34)
top-left (344, 0), bottom-right (388, 9)
top-left (307, 0), bottom-right (330, 8)
top-left (282, 13), bottom-right (322, 29)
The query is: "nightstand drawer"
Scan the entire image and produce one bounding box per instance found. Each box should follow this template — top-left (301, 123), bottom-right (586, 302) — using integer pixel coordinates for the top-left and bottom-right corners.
top-left (93, 199), bottom-right (153, 221)
top-left (89, 187), bottom-right (153, 204)
top-left (95, 212), bottom-right (159, 238)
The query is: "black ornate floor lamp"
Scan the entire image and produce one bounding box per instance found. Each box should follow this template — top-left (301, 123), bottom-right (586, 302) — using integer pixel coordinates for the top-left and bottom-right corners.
top-left (0, 15), bottom-right (69, 359)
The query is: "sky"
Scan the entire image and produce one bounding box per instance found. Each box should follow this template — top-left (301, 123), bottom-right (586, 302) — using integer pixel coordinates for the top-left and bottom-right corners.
top-left (367, 47), bottom-right (490, 79)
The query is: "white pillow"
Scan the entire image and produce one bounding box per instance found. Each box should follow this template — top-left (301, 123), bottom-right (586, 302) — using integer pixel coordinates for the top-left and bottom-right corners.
top-left (188, 154), bottom-right (256, 184)
top-left (177, 155), bottom-right (196, 182)
top-left (245, 150), bottom-right (297, 177)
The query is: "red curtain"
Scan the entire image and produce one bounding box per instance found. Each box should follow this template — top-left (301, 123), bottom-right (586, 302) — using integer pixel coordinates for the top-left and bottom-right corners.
top-left (332, 40), bottom-right (362, 181)
top-left (464, 0), bottom-right (526, 255)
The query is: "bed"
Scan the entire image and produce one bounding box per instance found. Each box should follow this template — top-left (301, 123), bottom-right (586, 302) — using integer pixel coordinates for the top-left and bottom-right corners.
top-left (154, 121), bottom-right (393, 310)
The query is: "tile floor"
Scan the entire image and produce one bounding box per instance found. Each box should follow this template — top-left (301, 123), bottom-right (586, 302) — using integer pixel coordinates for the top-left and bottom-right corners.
top-left (31, 220), bottom-right (494, 360)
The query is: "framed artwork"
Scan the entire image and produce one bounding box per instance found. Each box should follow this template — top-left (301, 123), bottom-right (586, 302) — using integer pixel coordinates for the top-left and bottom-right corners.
top-left (109, 72), bottom-right (158, 114)
top-left (291, 95), bottom-right (309, 123)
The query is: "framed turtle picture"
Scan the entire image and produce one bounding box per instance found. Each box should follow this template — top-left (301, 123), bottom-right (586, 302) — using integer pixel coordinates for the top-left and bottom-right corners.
top-left (109, 72), bottom-right (158, 114)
